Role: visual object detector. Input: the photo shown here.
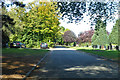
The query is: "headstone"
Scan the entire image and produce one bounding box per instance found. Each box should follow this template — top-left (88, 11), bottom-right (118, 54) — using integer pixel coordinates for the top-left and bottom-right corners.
top-left (110, 43), bottom-right (112, 50)
top-left (96, 45), bottom-right (97, 48)
top-left (73, 42), bottom-right (76, 46)
top-left (100, 45), bottom-right (101, 49)
top-left (104, 46), bottom-right (106, 50)
top-left (6, 43), bottom-right (9, 48)
top-left (102, 46), bottom-right (104, 49)
top-left (86, 45), bottom-right (88, 47)
top-left (107, 46), bottom-right (109, 50)
top-left (116, 46), bottom-right (119, 51)
top-left (97, 45), bottom-right (99, 49)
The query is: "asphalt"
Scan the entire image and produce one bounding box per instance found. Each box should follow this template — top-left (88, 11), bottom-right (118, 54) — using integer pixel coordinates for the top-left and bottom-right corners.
top-left (29, 46), bottom-right (119, 79)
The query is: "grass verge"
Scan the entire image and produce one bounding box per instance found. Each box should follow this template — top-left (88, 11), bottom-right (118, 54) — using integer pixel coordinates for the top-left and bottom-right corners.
top-left (72, 47), bottom-right (120, 60)
top-left (2, 48), bottom-right (49, 79)
top-left (2, 48), bottom-right (49, 57)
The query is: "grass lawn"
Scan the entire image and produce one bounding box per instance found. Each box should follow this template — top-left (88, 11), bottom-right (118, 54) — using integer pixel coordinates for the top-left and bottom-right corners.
top-left (2, 48), bottom-right (49, 57)
top-left (72, 47), bottom-right (120, 60)
top-left (2, 48), bottom-right (49, 79)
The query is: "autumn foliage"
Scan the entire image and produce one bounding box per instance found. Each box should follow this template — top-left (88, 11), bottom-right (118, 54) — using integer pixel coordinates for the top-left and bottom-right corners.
top-left (77, 29), bottom-right (94, 44)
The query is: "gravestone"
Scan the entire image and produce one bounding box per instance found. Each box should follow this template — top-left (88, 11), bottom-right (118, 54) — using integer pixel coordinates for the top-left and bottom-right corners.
top-left (104, 46), bottom-right (106, 50)
top-left (107, 46), bottom-right (109, 50)
top-left (100, 45), bottom-right (101, 49)
top-left (73, 42), bottom-right (76, 46)
top-left (110, 43), bottom-right (112, 50)
top-left (97, 45), bottom-right (100, 49)
top-left (116, 46), bottom-right (119, 51)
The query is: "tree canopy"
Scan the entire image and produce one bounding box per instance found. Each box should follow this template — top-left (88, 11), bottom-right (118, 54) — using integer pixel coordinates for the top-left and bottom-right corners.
top-left (57, 1), bottom-right (118, 25)
top-left (77, 29), bottom-right (94, 44)
top-left (2, 0), bottom-right (119, 48)
top-left (2, 1), bottom-right (62, 48)
top-left (63, 30), bottom-right (77, 43)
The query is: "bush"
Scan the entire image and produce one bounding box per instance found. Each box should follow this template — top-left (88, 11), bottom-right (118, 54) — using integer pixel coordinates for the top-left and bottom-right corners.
top-left (48, 42), bottom-right (54, 48)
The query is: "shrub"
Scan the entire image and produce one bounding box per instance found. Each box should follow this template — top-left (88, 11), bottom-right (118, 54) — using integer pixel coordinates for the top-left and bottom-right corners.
top-left (48, 42), bottom-right (54, 48)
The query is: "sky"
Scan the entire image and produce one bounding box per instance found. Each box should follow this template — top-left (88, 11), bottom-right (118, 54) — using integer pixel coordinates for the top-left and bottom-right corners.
top-left (5, 0), bottom-right (119, 36)
top-left (59, 13), bottom-right (118, 36)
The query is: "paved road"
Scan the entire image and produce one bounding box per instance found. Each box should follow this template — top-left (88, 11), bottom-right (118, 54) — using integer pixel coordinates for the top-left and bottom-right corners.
top-left (30, 46), bottom-right (118, 78)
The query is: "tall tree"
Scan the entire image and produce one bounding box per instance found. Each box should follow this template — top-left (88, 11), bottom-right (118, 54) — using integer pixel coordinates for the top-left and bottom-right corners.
top-left (2, 1), bottom-right (26, 47)
top-left (97, 28), bottom-right (109, 46)
top-left (92, 20), bottom-right (109, 46)
top-left (2, 2), bottom-right (16, 47)
top-left (109, 19), bottom-right (120, 45)
top-left (20, 2), bottom-right (61, 47)
top-left (6, 6), bottom-right (26, 41)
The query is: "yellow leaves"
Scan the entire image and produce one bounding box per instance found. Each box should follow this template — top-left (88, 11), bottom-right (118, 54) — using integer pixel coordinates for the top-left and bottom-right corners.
top-left (38, 12), bottom-right (40, 15)
top-left (45, 21), bottom-right (49, 24)
top-left (38, 7), bottom-right (42, 11)
top-left (41, 23), bottom-right (45, 28)
top-left (27, 13), bottom-right (29, 16)
top-left (45, 28), bottom-right (49, 31)
top-left (29, 25), bottom-right (33, 27)
top-left (39, 2), bottom-right (43, 4)
top-left (40, 30), bottom-right (44, 34)
top-left (33, 29), bottom-right (40, 32)
top-left (49, 30), bottom-right (53, 33)
top-left (45, 8), bottom-right (48, 11)
top-left (28, 23), bottom-right (33, 27)
top-left (51, 26), bottom-right (54, 29)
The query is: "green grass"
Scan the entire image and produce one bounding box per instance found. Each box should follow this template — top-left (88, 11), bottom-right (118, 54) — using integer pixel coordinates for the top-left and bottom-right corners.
top-left (72, 47), bottom-right (120, 60)
top-left (2, 48), bottom-right (49, 57)
top-left (61, 45), bottom-right (70, 48)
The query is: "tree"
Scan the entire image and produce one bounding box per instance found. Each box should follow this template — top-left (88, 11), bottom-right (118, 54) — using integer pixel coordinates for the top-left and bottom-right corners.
top-left (92, 36), bottom-right (100, 46)
top-left (57, 1), bottom-right (118, 24)
top-left (91, 31), bottom-right (98, 46)
top-left (98, 28), bottom-right (109, 46)
top-left (2, 1), bottom-right (26, 47)
top-left (20, 2), bottom-right (61, 47)
top-left (2, 1), bottom-right (61, 48)
top-left (2, 2), bottom-right (16, 47)
top-left (57, 2), bottom-right (86, 23)
top-left (87, 2), bottom-right (118, 25)
top-left (55, 26), bottom-right (65, 45)
top-left (6, 6), bottom-right (26, 41)
top-left (109, 19), bottom-right (120, 45)
top-left (92, 20), bottom-right (109, 47)
top-left (94, 19), bottom-right (106, 32)
top-left (63, 30), bottom-right (77, 44)
top-left (78, 29), bottom-right (94, 44)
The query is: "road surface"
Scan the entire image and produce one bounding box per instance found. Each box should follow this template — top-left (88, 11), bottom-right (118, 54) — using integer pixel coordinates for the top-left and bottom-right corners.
top-left (30, 46), bottom-right (118, 79)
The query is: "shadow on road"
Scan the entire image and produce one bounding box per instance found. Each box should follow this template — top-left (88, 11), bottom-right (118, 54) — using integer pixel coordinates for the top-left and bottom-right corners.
top-left (30, 48), bottom-right (118, 79)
